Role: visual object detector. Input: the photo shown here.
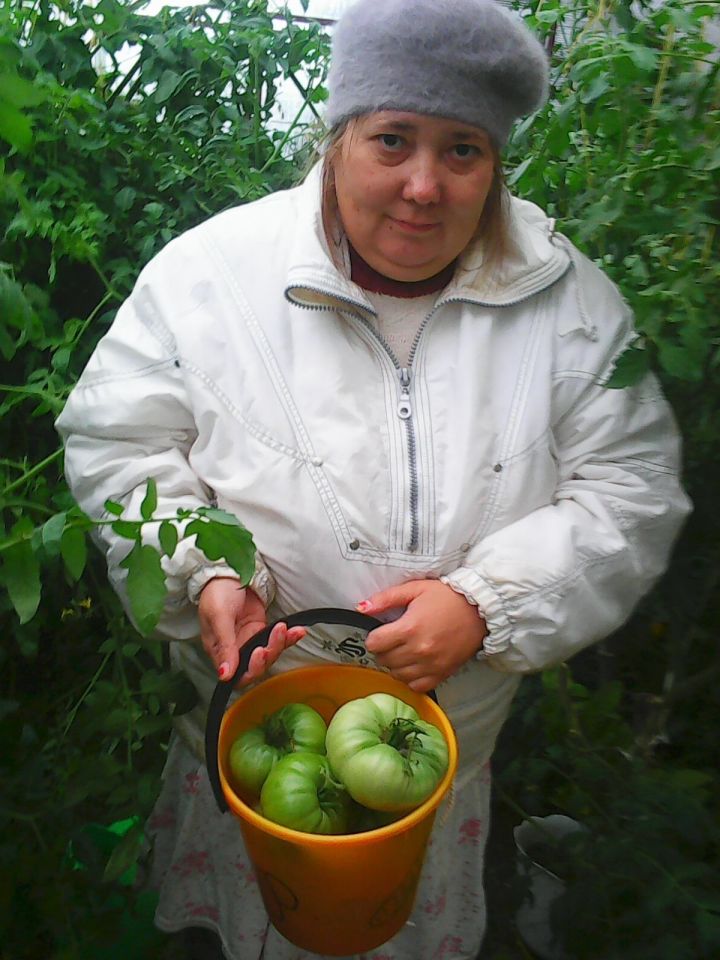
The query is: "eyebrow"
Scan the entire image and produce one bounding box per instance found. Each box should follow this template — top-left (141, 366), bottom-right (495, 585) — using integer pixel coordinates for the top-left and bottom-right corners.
top-left (375, 120), bottom-right (489, 143)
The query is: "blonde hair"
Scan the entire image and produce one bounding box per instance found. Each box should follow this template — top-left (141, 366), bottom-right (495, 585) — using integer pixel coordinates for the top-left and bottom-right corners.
top-left (316, 118), bottom-right (511, 276)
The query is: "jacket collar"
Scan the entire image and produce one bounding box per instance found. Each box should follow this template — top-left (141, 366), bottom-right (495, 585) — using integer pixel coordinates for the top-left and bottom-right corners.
top-left (284, 162), bottom-right (571, 317)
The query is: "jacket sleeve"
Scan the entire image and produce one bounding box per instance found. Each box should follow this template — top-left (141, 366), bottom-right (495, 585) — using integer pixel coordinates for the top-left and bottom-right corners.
top-left (441, 253), bottom-right (692, 673)
top-left (55, 250), bottom-right (275, 640)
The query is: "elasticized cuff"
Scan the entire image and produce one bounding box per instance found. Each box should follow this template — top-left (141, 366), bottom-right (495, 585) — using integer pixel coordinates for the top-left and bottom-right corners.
top-left (187, 557), bottom-right (276, 608)
top-left (248, 560), bottom-right (275, 608)
top-left (187, 563), bottom-right (243, 605)
top-left (440, 569), bottom-right (514, 659)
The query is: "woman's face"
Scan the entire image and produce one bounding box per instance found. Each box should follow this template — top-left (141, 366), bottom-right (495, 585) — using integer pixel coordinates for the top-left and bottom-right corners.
top-left (332, 111), bottom-right (496, 282)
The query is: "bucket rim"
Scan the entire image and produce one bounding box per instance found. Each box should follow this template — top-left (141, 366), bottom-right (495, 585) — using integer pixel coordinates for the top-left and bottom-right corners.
top-left (218, 664), bottom-right (459, 846)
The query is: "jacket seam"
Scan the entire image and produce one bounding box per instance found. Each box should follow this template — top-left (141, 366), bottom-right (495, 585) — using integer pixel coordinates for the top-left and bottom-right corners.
top-left (342, 309), bottom-right (410, 553)
top-left (202, 231), bottom-right (355, 553)
top-left (179, 360), bottom-right (315, 465)
top-left (501, 427), bottom-right (554, 466)
top-left (412, 319), bottom-right (438, 556)
top-left (136, 286), bottom-right (180, 354)
top-left (507, 545), bottom-right (626, 610)
top-left (69, 358), bottom-right (176, 389)
top-left (553, 370), bottom-right (663, 404)
top-left (467, 299), bottom-right (543, 544)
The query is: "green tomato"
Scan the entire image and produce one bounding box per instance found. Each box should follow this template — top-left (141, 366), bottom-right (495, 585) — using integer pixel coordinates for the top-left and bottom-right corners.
top-left (325, 692), bottom-right (449, 813)
top-left (260, 752), bottom-right (352, 834)
top-left (229, 702), bottom-right (327, 796)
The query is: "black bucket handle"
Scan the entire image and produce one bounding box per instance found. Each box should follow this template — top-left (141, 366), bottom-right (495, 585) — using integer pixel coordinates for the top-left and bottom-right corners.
top-left (204, 606), bottom-right (437, 813)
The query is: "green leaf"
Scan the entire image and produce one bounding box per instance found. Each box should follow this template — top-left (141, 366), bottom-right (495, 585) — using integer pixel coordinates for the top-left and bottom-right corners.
top-left (115, 186), bottom-right (137, 212)
top-left (41, 511), bottom-right (67, 558)
top-left (535, 9), bottom-right (562, 25)
top-left (0, 100), bottom-right (32, 151)
top-left (623, 43), bottom-right (658, 73)
top-left (1, 518), bottom-right (41, 623)
top-left (61, 526), bottom-right (88, 581)
top-left (605, 345), bottom-right (651, 388)
top-left (507, 155), bottom-right (534, 187)
top-left (658, 343), bottom-right (705, 381)
top-left (158, 520), bottom-right (178, 558)
top-left (120, 542), bottom-right (167, 635)
top-left (184, 517), bottom-right (255, 582)
top-left (579, 74), bottom-right (611, 105)
top-left (102, 821), bottom-right (145, 885)
top-left (0, 271), bottom-right (35, 330)
top-left (154, 69), bottom-right (182, 103)
top-left (202, 507), bottom-right (245, 526)
top-left (140, 478), bottom-right (157, 521)
top-left (0, 322), bottom-right (15, 361)
top-left (104, 499), bottom-right (124, 517)
top-left (111, 519), bottom-right (142, 540)
top-left (0, 73), bottom-right (48, 108)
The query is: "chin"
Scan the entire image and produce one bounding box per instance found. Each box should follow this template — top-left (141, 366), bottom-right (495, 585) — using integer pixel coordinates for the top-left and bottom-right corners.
top-left (373, 252), bottom-right (446, 281)
top-left (384, 262), bottom-right (445, 282)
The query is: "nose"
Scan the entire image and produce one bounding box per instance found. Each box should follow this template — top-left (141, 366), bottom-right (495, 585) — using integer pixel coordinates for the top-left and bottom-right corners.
top-left (401, 153), bottom-right (442, 206)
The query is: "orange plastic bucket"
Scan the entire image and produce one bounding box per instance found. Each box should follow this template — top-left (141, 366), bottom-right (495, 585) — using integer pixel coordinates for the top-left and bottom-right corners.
top-left (205, 611), bottom-right (458, 956)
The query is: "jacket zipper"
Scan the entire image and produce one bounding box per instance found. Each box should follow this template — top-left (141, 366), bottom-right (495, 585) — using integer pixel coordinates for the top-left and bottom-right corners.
top-left (353, 317), bottom-right (423, 553)
top-left (288, 291), bottom-right (422, 550)
top-left (287, 263), bottom-right (572, 553)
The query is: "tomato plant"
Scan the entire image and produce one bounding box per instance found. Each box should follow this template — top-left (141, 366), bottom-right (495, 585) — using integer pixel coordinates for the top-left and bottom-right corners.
top-left (325, 693), bottom-right (449, 813)
top-left (229, 702), bottom-right (327, 795)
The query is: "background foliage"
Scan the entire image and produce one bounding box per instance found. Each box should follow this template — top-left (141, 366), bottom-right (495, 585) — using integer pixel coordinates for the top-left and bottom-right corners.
top-left (0, 0), bottom-right (718, 957)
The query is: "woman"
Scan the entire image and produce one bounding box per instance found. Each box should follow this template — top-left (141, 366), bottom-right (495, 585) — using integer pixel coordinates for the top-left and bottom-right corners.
top-left (55, 1), bottom-right (691, 958)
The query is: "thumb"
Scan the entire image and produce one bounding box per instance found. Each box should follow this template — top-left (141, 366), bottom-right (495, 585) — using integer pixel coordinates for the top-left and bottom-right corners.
top-left (357, 580), bottom-right (426, 615)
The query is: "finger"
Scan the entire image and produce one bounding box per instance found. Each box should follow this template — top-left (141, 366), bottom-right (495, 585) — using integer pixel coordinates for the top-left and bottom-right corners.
top-left (407, 675), bottom-right (440, 694)
top-left (357, 580), bottom-right (426, 615)
top-left (239, 622), bottom-right (291, 685)
top-left (365, 617), bottom-right (414, 653)
top-left (371, 644), bottom-right (421, 677)
top-left (223, 617), bottom-right (267, 683)
top-left (202, 605), bottom-right (244, 676)
top-left (382, 660), bottom-right (442, 694)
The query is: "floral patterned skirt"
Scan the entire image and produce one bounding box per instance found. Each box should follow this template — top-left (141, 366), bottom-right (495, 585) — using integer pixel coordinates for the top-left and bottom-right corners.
top-left (146, 734), bottom-right (491, 960)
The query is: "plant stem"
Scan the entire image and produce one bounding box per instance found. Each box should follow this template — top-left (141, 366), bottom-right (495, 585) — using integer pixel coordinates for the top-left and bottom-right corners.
top-left (68, 289), bottom-right (116, 348)
top-left (253, 56), bottom-right (261, 169)
top-left (259, 93), bottom-right (318, 174)
top-left (88, 255), bottom-right (123, 301)
top-left (62, 651), bottom-right (113, 737)
top-left (643, 25), bottom-right (676, 151)
top-left (1, 447), bottom-right (63, 497)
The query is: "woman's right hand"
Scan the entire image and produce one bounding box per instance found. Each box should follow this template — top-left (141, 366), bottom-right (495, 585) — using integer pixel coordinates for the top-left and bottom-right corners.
top-left (198, 577), bottom-right (306, 685)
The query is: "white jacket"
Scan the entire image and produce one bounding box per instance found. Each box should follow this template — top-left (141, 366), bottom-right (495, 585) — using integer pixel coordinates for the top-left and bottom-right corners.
top-left (56, 163), bottom-right (691, 769)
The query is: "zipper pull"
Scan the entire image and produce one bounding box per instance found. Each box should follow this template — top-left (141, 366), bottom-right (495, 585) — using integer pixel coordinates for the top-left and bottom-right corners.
top-left (398, 367), bottom-right (412, 420)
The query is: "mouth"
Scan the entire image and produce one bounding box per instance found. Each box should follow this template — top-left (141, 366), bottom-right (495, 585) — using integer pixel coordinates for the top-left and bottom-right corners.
top-left (389, 217), bottom-right (440, 234)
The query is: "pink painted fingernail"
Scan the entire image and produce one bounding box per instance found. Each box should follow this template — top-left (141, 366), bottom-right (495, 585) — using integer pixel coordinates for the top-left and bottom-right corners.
top-left (357, 600), bottom-right (371, 612)
top-left (218, 662), bottom-right (231, 680)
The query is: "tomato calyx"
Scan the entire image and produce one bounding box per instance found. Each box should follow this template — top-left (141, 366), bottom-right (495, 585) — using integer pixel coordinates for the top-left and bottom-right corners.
top-left (263, 713), bottom-right (295, 750)
top-left (383, 718), bottom-right (429, 760)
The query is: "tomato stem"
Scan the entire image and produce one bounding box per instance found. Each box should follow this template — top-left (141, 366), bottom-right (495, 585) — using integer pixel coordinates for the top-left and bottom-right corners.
top-left (264, 714), bottom-right (291, 750)
top-left (385, 718), bottom-right (426, 759)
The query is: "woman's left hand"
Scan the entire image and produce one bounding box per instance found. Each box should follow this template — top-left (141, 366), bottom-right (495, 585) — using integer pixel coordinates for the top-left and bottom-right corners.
top-left (357, 580), bottom-right (487, 693)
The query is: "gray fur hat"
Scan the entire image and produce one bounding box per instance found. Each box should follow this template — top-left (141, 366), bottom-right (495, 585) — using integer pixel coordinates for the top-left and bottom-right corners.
top-left (326, 0), bottom-right (549, 146)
